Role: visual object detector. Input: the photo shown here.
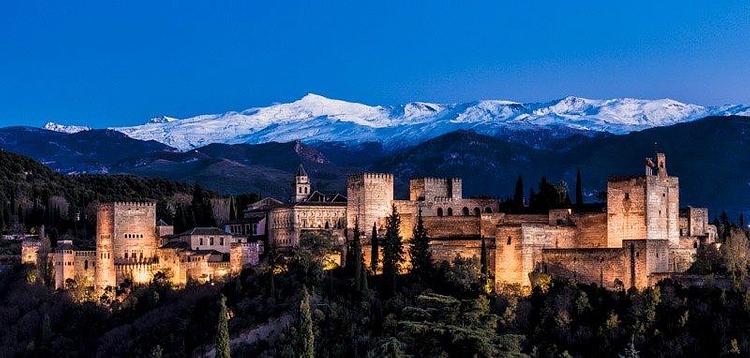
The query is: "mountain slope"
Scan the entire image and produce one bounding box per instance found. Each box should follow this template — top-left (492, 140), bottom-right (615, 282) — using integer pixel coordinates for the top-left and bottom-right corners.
top-left (0, 127), bottom-right (176, 174)
top-left (3, 115), bottom-right (750, 217)
top-left (46, 94), bottom-right (750, 151)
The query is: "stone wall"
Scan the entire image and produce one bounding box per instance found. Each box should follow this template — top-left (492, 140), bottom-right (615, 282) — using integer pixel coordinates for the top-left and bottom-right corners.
top-left (409, 178), bottom-right (462, 201)
top-left (541, 247), bottom-right (628, 289)
top-left (95, 203), bottom-right (116, 290)
top-left (110, 202), bottom-right (159, 261)
top-left (230, 242), bottom-right (263, 275)
top-left (571, 213), bottom-right (608, 248)
top-left (423, 216), bottom-right (482, 239)
top-left (430, 238), bottom-right (492, 269)
top-left (607, 177), bottom-right (648, 247)
top-left (644, 176), bottom-right (680, 246)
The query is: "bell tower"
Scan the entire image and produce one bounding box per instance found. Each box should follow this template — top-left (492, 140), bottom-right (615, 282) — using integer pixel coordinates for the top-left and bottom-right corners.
top-left (292, 164), bottom-right (311, 202)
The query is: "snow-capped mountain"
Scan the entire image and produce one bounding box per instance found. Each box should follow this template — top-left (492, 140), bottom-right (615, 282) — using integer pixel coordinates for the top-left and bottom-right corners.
top-left (45, 94), bottom-right (750, 151)
top-left (43, 122), bottom-right (91, 134)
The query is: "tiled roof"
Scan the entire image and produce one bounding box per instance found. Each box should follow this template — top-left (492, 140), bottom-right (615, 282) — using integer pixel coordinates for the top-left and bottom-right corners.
top-left (296, 163), bottom-right (308, 177)
top-left (177, 227), bottom-right (228, 236)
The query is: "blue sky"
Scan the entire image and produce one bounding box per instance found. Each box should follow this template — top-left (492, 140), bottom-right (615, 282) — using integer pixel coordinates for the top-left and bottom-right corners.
top-left (2, 0), bottom-right (749, 127)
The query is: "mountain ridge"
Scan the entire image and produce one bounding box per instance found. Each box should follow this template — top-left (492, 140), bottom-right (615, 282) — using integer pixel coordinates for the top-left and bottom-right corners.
top-left (43, 93), bottom-right (750, 151)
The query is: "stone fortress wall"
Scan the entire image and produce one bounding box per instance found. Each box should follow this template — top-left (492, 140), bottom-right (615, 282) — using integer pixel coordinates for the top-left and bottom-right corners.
top-left (343, 153), bottom-right (715, 290)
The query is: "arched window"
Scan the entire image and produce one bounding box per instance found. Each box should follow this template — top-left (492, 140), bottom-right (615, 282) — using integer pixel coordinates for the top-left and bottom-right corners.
top-left (507, 236), bottom-right (512, 245)
top-left (462, 207), bottom-right (470, 216)
top-left (693, 241), bottom-right (698, 249)
top-left (84, 260), bottom-right (88, 270)
top-left (447, 208), bottom-right (453, 216)
top-left (437, 208), bottom-right (443, 217)
top-left (473, 207), bottom-right (481, 216)
top-left (484, 207), bottom-right (492, 213)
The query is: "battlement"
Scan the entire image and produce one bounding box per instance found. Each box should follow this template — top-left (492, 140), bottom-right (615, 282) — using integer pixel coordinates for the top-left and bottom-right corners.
top-left (347, 172), bottom-right (394, 181)
top-left (112, 201), bottom-right (156, 208)
top-left (411, 177), bottom-right (461, 184)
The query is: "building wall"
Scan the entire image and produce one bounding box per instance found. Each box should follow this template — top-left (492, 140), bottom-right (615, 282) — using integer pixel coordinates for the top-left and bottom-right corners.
top-left (110, 202), bottom-right (159, 261)
top-left (230, 242), bottom-right (263, 275)
top-left (182, 233), bottom-right (234, 253)
top-left (269, 205), bottom-right (347, 247)
top-left (571, 213), bottom-right (609, 248)
top-left (423, 216), bottom-right (482, 238)
top-left (607, 177), bottom-right (648, 247)
top-left (645, 176), bottom-right (680, 246)
top-left (541, 247), bottom-right (628, 289)
top-left (430, 238), bottom-right (492, 268)
top-left (52, 248), bottom-right (76, 290)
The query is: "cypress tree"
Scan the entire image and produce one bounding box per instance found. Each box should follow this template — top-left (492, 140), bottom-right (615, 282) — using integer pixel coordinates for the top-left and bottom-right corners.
top-left (382, 205), bottom-right (403, 294)
top-left (298, 287), bottom-right (315, 358)
top-left (480, 237), bottom-right (488, 277)
top-left (352, 221), bottom-right (364, 292)
top-left (215, 295), bottom-right (231, 358)
top-left (409, 207), bottom-right (432, 282)
top-left (513, 175), bottom-right (524, 211)
top-left (370, 222), bottom-right (379, 274)
top-left (740, 213), bottom-right (746, 231)
top-left (575, 169), bottom-right (584, 208)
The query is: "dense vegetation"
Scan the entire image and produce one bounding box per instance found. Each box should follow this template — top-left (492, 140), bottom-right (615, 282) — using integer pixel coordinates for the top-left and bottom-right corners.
top-left (0, 149), bottom-right (258, 243)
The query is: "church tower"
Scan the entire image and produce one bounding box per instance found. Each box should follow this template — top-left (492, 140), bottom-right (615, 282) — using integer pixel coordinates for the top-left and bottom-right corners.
top-left (292, 164), bottom-right (311, 202)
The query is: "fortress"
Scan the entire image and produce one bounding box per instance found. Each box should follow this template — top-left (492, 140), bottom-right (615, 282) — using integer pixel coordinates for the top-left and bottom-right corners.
top-left (256, 153), bottom-right (715, 289)
top-left (24, 152), bottom-right (715, 293)
top-left (34, 202), bottom-right (262, 292)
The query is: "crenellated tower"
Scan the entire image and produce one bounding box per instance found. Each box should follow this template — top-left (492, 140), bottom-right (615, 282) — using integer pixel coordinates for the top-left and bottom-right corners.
top-left (346, 173), bottom-right (394, 231)
top-left (95, 203), bottom-right (116, 291)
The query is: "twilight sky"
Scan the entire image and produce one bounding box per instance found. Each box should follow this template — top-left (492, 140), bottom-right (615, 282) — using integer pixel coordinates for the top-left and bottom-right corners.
top-left (2, 0), bottom-right (749, 127)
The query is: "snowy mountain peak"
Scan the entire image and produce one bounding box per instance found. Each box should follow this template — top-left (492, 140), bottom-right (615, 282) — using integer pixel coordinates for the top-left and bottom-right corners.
top-left (147, 115), bottom-right (178, 124)
top-left (43, 122), bottom-right (91, 134)
top-left (43, 95), bottom-right (750, 151)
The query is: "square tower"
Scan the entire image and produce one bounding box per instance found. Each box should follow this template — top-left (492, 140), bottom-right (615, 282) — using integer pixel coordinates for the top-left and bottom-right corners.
top-left (347, 173), bottom-right (394, 231)
top-left (607, 153), bottom-right (679, 247)
top-left (409, 177), bottom-right (462, 201)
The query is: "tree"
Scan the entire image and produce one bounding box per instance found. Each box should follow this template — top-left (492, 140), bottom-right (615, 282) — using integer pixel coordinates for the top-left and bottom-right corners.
top-left (513, 175), bottom-right (524, 211)
top-left (409, 207), bottom-right (432, 282)
top-left (740, 213), bottom-right (746, 233)
top-left (191, 185), bottom-right (214, 227)
top-left (480, 238), bottom-right (492, 293)
top-left (370, 222), bottom-right (379, 274)
top-left (575, 169), bottom-right (584, 208)
top-left (297, 287), bottom-right (315, 358)
top-left (721, 228), bottom-right (750, 284)
top-left (215, 295), bottom-right (230, 358)
top-left (349, 220), bottom-right (367, 294)
top-left (382, 204), bottom-right (403, 294)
